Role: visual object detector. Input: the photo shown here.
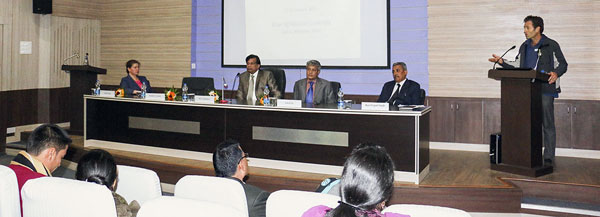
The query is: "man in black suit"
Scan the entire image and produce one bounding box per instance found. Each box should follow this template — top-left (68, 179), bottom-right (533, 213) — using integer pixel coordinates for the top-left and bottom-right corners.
top-left (377, 62), bottom-right (422, 105)
top-left (213, 139), bottom-right (269, 217)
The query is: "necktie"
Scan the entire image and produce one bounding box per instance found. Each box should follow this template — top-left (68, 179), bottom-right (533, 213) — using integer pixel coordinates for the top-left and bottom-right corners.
top-left (388, 83), bottom-right (401, 104)
top-left (306, 81), bottom-right (314, 104)
top-left (247, 75), bottom-right (255, 102)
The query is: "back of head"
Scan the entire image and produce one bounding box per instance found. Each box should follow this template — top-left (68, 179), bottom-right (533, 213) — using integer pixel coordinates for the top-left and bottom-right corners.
top-left (212, 139), bottom-right (243, 177)
top-left (27, 123), bottom-right (72, 156)
top-left (75, 149), bottom-right (118, 191)
top-left (330, 143), bottom-right (395, 217)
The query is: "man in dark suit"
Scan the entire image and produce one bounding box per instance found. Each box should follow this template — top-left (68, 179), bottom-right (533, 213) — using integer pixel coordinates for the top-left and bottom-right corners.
top-left (377, 62), bottom-right (422, 105)
top-left (236, 54), bottom-right (281, 103)
top-left (213, 139), bottom-right (269, 217)
top-left (293, 60), bottom-right (336, 105)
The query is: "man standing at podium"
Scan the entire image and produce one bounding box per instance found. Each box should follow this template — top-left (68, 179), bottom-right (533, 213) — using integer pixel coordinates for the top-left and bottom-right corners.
top-left (489, 15), bottom-right (568, 166)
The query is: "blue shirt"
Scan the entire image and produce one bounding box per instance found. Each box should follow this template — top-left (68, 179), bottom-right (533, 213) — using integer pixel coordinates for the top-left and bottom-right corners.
top-left (523, 38), bottom-right (542, 69)
top-left (523, 38), bottom-right (558, 98)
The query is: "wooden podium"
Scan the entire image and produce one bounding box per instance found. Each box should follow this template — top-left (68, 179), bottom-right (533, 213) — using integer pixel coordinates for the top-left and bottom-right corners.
top-left (62, 65), bottom-right (107, 135)
top-left (488, 69), bottom-right (553, 177)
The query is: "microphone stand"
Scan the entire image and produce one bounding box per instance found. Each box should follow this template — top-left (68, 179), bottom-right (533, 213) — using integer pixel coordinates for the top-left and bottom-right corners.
top-left (493, 45), bottom-right (516, 69)
top-left (230, 73), bottom-right (241, 102)
top-left (62, 53), bottom-right (80, 65)
top-left (220, 77), bottom-right (228, 104)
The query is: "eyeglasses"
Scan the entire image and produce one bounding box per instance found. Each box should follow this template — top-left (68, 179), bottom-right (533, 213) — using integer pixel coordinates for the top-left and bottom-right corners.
top-left (238, 152), bottom-right (249, 164)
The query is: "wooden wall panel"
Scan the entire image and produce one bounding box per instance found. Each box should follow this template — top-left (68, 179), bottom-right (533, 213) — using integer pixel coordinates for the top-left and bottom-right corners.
top-left (428, 0), bottom-right (600, 100)
top-left (0, 0), bottom-right (40, 91)
top-left (99, 0), bottom-right (191, 88)
top-left (49, 16), bottom-right (101, 88)
top-left (52, 0), bottom-right (102, 19)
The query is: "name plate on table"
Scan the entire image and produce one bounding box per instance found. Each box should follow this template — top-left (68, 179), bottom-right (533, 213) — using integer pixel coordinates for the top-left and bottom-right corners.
top-left (194, 95), bottom-right (215, 104)
top-left (145, 93), bottom-right (165, 101)
top-left (99, 90), bottom-right (115, 98)
top-left (361, 102), bottom-right (389, 111)
top-left (276, 99), bottom-right (302, 108)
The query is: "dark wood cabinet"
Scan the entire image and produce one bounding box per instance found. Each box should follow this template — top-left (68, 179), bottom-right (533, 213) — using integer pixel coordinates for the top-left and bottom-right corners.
top-left (555, 102), bottom-right (572, 148)
top-left (429, 97), bottom-right (599, 150)
top-left (428, 98), bottom-right (483, 144)
top-left (429, 99), bottom-right (455, 142)
top-left (556, 101), bottom-right (600, 150)
top-left (483, 99), bottom-right (501, 145)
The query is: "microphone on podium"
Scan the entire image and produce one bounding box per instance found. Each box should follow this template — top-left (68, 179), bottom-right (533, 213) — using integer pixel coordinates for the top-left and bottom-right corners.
top-left (220, 77), bottom-right (228, 103)
top-left (493, 45), bottom-right (516, 69)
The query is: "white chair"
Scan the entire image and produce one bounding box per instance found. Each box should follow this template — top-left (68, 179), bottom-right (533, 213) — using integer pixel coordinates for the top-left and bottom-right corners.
top-left (21, 177), bottom-right (117, 217)
top-left (383, 204), bottom-right (471, 217)
top-left (115, 165), bottom-right (162, 205)
top-left (137, 196), bottom-right (245, 217)
top-left (0, 165), bottom-right (20, 217)
top-left (174, 175), bottom-right (248, 217)
top-left (266, 190), bottom-right (341, 217)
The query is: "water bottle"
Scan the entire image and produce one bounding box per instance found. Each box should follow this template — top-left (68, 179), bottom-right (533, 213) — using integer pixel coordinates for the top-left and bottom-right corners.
top-left (84, 53), bottom-right (89, 65)
top-left (263, 85), bottom-right (270, 105)
top-left (182, 83), bottom-right (189, 102)
top-left (141, 82), bottom-right (147, 99)
top-left (337, 88), bottom-right (344, 108)
top-left (94, 79), bottom-right (101, 95)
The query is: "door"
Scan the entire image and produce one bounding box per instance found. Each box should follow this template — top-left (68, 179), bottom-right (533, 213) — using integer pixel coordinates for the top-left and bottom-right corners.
top-left (454, 100), bottom-right (483, 144)
top-left (571, 101), bottom-right (600, 150)
top-left (554, 102), bottom-right (572, 148)
top-left (429, 98), bottom-right (455, 142)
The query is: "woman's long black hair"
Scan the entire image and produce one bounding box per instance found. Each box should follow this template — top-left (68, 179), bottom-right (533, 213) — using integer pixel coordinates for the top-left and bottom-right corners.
top-left (75, 149), bottom-right (118, 191)
top-left (328, 143), bottom-right (395, 217)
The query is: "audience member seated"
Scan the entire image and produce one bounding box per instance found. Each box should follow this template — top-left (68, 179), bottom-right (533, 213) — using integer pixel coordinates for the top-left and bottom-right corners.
top-left (236, 54), bottom-right (281, 103)
top-left (377, 62), bottom-right (421, 105)
top-left (302, 143), bottom-right (409, 217)
top-left (120, 59), bottom-right (152, 96)
top-left (9, 123), bottom-right (71, 215)
top-left (213, 139), bottom-right (270, 217)
top-left (293, 60), bottom-right (336, 105)
top-left (76, 149), bottom-right (140, 217)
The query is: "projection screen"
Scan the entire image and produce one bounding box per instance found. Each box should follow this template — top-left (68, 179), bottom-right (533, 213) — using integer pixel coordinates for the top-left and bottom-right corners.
top-left (222, 0), bottom-right (389, 68)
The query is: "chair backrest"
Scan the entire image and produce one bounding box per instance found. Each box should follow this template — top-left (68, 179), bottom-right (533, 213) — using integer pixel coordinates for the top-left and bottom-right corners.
top-left (174, 175), bottom-right (248, 217)
top-left (0, 165), bottom-right (20, 217)
top-left (263, 68), bottom-right (286, 98)
top-left (266, 190), bottom-right (340, 217)
top-left (21, 177), bottom-right (117, 217)
top-left (419, 89), bottom-right (426, 105)
top-left (137, 196), bottom-right (245, 217)
top-left (182, 77), bottom-right (215, 95)
top-left (383, 204), bottom-right (471, 217)
top-left (330, 81), bottom-right (341, 101)
top-left (115, 165), bottom-right (162, 205)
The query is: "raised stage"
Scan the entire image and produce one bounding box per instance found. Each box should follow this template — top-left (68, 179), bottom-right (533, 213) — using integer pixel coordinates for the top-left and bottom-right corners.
top-left (72, 95), bottom-right (600, 216)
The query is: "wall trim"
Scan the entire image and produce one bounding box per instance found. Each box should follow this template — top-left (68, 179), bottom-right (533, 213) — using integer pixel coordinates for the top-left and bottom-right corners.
top-left (430, 142), bottom-right (600, 160)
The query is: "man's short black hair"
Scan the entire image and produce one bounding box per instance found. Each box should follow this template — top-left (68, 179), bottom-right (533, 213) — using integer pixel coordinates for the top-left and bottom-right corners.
top-left (524, 15), bottom-right (544, 34)
top-left (27, 123), bottom-right (71, 156)
top-left (245, 54), bottom-right (261, 65)
top-left (213, 139), bottom-right (243, 177)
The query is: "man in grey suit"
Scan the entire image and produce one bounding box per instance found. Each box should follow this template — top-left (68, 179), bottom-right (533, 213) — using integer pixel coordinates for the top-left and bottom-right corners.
top-left (293, 60), bottom-right (336, 105)
top-left (236, 54), bottom-right (281, 103)
top-left (213, 139), bottom-right (269, 217)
